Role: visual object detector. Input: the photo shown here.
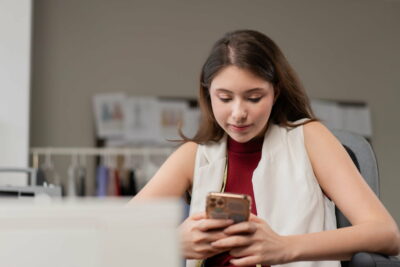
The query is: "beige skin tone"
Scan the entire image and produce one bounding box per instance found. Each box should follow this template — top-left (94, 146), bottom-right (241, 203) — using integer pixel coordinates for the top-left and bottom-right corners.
top-left (133, 66), bottom-right (400, 265)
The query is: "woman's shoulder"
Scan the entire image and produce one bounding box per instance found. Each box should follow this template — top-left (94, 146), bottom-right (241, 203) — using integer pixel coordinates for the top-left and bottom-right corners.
top-left (174, 137), bottom-right (227, 162)
top-left (161, 141), bottom-right (198, 177)
top-left (278, 119), bottom-right (328, 136)
top-left (302, 120), bottom-right (332, 139)
top-left (301, 121), bottom-right (343, 159)
top-left (175, 141), bottom-right (198, 158)
top-left (273, 120), bottom-right (333, 146)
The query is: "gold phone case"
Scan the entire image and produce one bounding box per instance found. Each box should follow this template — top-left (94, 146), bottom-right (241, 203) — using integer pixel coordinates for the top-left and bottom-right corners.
top-left (206, 192), bottom-right (251, 223)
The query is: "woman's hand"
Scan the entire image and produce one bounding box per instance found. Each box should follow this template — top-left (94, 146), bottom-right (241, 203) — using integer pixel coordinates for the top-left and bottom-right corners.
top-left (179, 212), bottom-right (235, 259)
top-left (211, 214), bottom-right (292, 266)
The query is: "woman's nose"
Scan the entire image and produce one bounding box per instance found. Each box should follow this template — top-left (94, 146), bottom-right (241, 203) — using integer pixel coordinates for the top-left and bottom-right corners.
top-left (231, 103), bottom-right (248, 122)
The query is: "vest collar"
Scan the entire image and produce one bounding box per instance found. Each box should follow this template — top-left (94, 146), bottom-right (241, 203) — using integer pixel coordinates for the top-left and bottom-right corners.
top-left (201, 123), bottom-right (283, 167)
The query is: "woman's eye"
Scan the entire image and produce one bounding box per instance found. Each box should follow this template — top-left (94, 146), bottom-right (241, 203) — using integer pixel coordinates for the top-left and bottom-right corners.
top-left (248, 97), bottom-right (262, 103)
top-left (219, 97), bottom-right (232, 103)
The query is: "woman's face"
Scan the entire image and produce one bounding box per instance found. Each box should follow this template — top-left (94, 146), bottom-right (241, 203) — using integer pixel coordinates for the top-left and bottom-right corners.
top-left (209, 65), bottom-right (275, 143)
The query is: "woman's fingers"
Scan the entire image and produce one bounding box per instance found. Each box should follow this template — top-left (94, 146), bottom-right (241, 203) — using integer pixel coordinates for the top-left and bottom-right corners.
top-left (211, 234), bottom-right (253, 248)
top-left (230, 255), bottom-right (263, 266)
top-left (187, 243), bottom-right (225, 259)
top-left (223, 221), bottom-right (257, 235)
top-left (249, 213), bottom-right (260, 221)
top-left (249, 213), bottom-right (268, 224)
top-left (197, 218), bottom-right (234, 231)
top-left (229, 245), bottom-right (254, 258)
top-left (205, 229), bottom-right (230, 242)
top-left (192, 229), bottom-right (230, 244)
top-left (190, 211), bottom-right (206, 220)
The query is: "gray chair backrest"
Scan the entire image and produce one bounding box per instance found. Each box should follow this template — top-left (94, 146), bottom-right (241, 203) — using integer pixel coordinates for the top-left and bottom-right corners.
top-left (331, 129), bottom-right (380, 228)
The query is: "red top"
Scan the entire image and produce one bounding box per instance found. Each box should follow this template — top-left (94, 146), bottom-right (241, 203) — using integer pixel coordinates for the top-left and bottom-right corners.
top-left (205, 136), bottom-right (263, 267)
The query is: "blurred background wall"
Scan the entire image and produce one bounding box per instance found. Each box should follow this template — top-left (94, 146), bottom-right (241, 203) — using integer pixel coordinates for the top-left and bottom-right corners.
top-left (30, 0), bottom-right (400, 223)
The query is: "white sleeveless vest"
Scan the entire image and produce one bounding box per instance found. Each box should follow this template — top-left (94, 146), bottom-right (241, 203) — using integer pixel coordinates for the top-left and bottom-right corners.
top-left (187, 121), bottom-right (340, 267)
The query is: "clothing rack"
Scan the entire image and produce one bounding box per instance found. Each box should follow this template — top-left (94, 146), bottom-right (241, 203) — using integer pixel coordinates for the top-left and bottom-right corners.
top-left (30, 147), bottom-right (175, 197)
top-left (30, 147), bottom-right (174, 167)
top-left (30, 146), bottom-right (174, 156)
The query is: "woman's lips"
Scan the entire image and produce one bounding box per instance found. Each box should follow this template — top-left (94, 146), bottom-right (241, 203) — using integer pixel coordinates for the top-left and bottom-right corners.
top-left (229, 124), bottom-right (251, 132)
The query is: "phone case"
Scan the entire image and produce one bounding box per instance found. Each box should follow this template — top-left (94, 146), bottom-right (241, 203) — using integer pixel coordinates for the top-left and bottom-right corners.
top-left (206, 192), bottom-right (251, 223)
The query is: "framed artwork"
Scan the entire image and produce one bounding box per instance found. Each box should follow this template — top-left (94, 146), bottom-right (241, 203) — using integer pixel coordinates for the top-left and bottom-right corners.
top-left (93, 93), bottom-right (126, 138)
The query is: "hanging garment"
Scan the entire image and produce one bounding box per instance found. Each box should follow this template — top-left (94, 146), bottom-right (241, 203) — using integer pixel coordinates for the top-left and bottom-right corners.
top-left (122, 155), bottom-right (138, 196)
top-left (35, 167), bottom-right (47, 186)
top-left (67, 156), bottom-right (78, 197)
top-left (96, 165), bottom-right (108, 197)
top-left (40, 153), bottom-right (61, 187)
top-left (119, 169), bottom-right (130, 196)
top-left (114, 169), bottom-right (121, 196)
top-left (107, 166), bottom-right (119, 196)
top-left (128, 169), bottom-right (138, 196)
top-left (76, 166), bottom-right (86, 197)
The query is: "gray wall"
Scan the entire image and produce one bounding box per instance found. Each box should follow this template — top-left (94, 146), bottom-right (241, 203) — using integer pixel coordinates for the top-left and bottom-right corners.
top-left (31, 0), bottom-right (400, 223)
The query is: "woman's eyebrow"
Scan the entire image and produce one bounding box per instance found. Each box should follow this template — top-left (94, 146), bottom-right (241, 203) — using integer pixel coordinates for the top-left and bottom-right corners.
top-left (214, 88), bottom-right (232, 93)
top-left (245, 88), bottom-right (265, 93)
top-left (214, 87), bottom-right (266, 93)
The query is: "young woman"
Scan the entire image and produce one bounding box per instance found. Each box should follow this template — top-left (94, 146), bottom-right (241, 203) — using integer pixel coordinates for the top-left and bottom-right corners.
top-left (133, 30), bottom-right (400, 267)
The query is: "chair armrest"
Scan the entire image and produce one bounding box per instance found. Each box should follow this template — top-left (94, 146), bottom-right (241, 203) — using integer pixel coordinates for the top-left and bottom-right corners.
top-left (350, 252), bottom-right (400, 267)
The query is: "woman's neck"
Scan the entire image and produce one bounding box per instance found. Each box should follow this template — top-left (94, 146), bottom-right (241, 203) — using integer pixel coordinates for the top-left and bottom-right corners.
top-left (227, 136), bottom-right (264, 154)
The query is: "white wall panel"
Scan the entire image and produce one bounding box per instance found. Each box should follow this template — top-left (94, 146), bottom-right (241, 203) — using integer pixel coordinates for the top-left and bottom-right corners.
top-left (0, 0), bottom-right (32, 185)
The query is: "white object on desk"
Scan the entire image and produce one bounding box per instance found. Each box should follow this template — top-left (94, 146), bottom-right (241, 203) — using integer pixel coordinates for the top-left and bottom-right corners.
top-left (0, 198), bottom-right (182, 267)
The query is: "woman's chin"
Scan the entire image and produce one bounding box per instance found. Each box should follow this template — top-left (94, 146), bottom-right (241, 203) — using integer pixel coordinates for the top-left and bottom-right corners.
top-left (227, 133), bottom-right (255, 143)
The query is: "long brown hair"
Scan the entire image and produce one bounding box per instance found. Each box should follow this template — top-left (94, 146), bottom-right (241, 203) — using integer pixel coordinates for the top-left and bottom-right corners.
top-left (180, 30), bottom-right (316, 144)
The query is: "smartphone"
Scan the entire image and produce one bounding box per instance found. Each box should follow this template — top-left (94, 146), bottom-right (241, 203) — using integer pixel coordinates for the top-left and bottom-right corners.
top-left (206, 192), bottom-right (251, 223)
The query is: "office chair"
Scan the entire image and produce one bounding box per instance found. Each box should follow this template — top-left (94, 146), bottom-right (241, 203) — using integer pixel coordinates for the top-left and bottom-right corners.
top-left (332, 129), bottom-right (400, 267)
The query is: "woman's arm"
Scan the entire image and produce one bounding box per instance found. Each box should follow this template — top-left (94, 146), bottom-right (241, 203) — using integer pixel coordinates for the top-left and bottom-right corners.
top-left (131, 141), bottom-right (236, 259)
top-left (132, 141), bottom-right (197, 200)
top-left (289, 121), bottom-right (400, 261)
